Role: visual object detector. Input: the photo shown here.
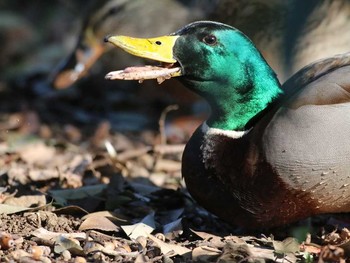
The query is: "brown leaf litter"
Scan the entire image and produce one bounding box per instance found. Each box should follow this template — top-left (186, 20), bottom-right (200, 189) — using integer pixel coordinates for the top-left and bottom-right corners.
top-left (0, 108), bottom-right (350, 262)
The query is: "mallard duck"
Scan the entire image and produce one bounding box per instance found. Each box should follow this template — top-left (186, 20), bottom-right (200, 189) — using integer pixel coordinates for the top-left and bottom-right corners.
top-left (104, 21), bottom-right (350, 228)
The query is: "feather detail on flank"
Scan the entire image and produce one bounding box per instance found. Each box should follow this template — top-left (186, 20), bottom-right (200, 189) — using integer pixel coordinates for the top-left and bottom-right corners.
top-left (201, 122), bottom-right (251, 139)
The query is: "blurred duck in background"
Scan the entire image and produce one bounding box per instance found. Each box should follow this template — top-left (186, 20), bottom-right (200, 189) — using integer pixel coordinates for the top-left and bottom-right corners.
top-left (209, 0), bottom-right (350, 81)
top-left (209, 0), bottom-right (290, 81)
top-left (51, 0), bottom-right (205, 89)
top-left (51, 0), bottom-right (350, 88)
top-left (285, 0), bottom-right (350, 76)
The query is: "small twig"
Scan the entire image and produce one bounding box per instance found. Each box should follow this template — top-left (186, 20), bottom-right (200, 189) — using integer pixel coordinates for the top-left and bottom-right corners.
top-left (154, 144), bottom-right (185, 155)
top-left (88, 230), bottom-right (123, 241)
top-left (35, 212), bottom-right (42, 228)
top-left (104, 140), bottom-right (117, 159)
top-left (117, 147), bottom-right (153, 161)
top-left (117, 144), bottom-right (185, 161)
top-left (0, 188), bottom-right (17, 204)
top-left (31, 237), bottom-right (55, 247)
top-left (158, 104), bottom-right (179, 145)
top-left (103, 141), bottom-right (129, 176)
top-left (153, 105), bottom-right (179, 171)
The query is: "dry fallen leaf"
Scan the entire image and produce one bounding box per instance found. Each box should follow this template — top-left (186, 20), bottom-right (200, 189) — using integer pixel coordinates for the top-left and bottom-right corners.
top-left (129, 182), bottom-right (161, 195)
top-left (81, 211), bottom-right (128, 223)
top-left (0, 204), bottom-right (32, 215)
top-left (4, 194), bottom-right (46, 208)
top-left (163, 218), bottom-right (183, 236)
top-left (79, 215), bottom-right (120, 232)
top-left (49, 184), bottom-right (107, 206)
top-left (121, 213), bottom-right (155, 240)
top-left (217, 241), bottom-right (257, 263)
top-left (191, 229), bottom-right (222, 241)
top-left (148, 234), bottom-right (191, 257)
top-left (28, 168), bottom-right (59, 181)
top-left (273, 237), bottom-right (300, 254)
top-left (192, 246), bottom-right (221, 262)
top-left (19, 142), bottom-right (55, 166)
top-left (32, 227), bottom-right (86, 241)
top-left (54, 235), bottom-right (84, 255)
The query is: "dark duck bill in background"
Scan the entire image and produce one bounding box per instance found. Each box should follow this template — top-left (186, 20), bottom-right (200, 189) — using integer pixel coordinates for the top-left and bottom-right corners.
top-left (104, 21), bottom-right (350, 228)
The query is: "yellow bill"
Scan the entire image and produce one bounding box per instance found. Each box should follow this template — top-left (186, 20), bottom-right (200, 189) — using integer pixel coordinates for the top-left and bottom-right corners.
top-left (104, 35), bottom-right (182, 84)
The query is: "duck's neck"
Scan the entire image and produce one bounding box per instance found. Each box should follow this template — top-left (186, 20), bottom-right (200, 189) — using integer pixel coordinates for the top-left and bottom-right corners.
top-left (207, 61), bottom-right (283, 131)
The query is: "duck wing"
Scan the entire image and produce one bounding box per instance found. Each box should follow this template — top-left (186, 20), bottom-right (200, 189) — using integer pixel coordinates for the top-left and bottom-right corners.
top-left (261, 53), bottom-right (350, 212)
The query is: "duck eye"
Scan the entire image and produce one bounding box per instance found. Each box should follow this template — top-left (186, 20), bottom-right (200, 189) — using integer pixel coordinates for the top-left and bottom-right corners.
top-left (203, 34), bottom-right (217, 45)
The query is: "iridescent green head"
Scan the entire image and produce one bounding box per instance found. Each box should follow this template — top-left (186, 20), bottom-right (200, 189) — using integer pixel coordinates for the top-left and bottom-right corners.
top-left (106, 21), bottom-right (283, 131)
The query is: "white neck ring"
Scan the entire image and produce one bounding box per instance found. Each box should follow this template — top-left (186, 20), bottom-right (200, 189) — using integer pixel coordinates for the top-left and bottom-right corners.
top-left (201, 122), bottom-right (251, 139)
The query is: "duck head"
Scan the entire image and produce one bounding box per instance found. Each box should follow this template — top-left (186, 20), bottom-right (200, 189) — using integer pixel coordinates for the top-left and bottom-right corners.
top-left (105, 21), bottom-right (283, 131)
